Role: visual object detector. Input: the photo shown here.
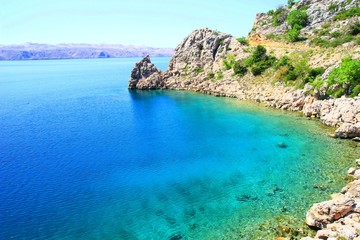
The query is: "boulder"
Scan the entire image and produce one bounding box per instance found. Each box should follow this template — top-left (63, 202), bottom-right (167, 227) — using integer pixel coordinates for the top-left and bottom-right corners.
top-left (306, 198), bottom-right (355, 228)
top-left (336, 123), bottom-right (360, 139)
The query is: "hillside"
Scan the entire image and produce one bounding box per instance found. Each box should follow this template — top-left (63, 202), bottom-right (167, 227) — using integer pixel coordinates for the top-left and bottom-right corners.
top-left (0, 43), bottom-right (174, 60)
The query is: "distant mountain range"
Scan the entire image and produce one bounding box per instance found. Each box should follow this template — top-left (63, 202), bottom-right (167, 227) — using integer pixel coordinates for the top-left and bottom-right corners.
top-left (0, 43), bottom-right (174, 60)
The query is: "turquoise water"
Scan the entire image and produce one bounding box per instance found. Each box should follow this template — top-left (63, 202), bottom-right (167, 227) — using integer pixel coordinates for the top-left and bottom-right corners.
top-left (0, 58), bottom-right (358, 239)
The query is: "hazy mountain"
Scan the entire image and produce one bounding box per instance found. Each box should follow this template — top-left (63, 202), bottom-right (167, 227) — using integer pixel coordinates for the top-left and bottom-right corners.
top-left (0, 43), bottom-right (174, 60)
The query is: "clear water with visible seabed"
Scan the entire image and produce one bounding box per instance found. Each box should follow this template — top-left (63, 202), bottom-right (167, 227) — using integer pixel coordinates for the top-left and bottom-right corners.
top-left (0, 58), bottom-right (359, 240)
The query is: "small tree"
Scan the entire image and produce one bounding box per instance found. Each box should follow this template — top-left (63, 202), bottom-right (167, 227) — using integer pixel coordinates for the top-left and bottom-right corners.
top-left (288, 24), bottom-right (302, 42)
top-left (233, 61), bottom-right (247, 77)
top-left (328, 58), bottom-right (360, 96)
top-left (286, 10), bottom-right (308, 28)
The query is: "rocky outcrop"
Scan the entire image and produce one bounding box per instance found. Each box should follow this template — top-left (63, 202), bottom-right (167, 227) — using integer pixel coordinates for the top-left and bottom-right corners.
top-left (250, 0), bottom-right (359, 40)
top-left (301, 160), bottom-right (360, 240)
top-left (303, 96), bottom-right (360, 138)
top-left (128, 55), bottom-right (164, 90)
top-left (168, 28), bottom-right (246, 73)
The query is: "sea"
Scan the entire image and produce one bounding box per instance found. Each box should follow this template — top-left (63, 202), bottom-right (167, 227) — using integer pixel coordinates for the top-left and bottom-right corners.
top-left (0, 57), bottom-right (359, 239)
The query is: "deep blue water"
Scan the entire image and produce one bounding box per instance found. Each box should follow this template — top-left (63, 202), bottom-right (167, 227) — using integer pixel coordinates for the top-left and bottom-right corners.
top-left (0, 58), bottom-right (358, 239)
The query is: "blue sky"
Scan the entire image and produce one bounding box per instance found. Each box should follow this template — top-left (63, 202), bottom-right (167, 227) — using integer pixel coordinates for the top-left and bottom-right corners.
top-left (1, 0), bottom-right (288, 48)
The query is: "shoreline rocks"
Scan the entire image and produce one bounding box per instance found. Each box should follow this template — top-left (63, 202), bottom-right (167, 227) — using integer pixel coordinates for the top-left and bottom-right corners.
top-left (128, 29), bottom-right (360, 138)
top-left (301, 160), bottom-right (360, 240)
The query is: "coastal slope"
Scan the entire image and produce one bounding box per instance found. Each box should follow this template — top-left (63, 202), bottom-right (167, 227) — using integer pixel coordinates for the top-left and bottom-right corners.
top-left (128, 0), bottom-right (360, 139)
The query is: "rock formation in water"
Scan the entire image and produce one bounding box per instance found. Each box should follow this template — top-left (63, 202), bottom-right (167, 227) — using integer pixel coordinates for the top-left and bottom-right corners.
top-left (128, 55), bottom-right (164, 89)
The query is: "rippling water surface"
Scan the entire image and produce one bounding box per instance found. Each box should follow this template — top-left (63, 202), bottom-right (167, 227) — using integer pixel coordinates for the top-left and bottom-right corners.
top-left (0, 58), bottom-right (358, 239)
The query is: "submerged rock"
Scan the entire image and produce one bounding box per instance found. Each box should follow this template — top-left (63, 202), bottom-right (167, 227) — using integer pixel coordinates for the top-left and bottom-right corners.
top-left (168, 233), bottom-right (183, 240)
top-left (277, 142), bottom-right (288, 149)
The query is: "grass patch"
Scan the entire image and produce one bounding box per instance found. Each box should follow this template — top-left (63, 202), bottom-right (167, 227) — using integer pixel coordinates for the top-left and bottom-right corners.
top-left (194, 67), bottom-right (204, 73)
top-left (334, 7), bottom-right (360, 21)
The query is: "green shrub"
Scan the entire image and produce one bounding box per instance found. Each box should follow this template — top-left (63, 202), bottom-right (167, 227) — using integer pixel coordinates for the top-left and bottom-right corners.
top-left (334, 7), bottom-right (360, 21)
top-left (275, 53), bottom-right (311, 87)
top-left (272, 7), bottom-right (288, 26)
top-left (233, 61), bottom-right (248, 77)
top-left (223, 54), bottom-right (236, 70)
top-left (328, 58), bottom-right (360, 96)
top-left (330, 31), bottom-right (341, 38)
top-left (292, 53), bottom-right (310, 84)
top-left (307, 67), bottom-right (325, 83)
top-left (349, 21), bottom-right (360, 35)
top-left (351, 85), bottom-right (360, 97)
top-left (322, 23), bottom-right (331, 29)
top-left (310, 76), bottom-right (325, 90)
top-left (242, 45), bottom-right (276, 76)
top-left (310, 38), bottom-right (330, 47)
top-left (251, 64), bottom-right (265, 76)
top-left (237, 37), bottom-right (249, 46)
top-left (252, 45), bottom-right (267, 61)
top-left (207, 72), bottom-right (215, 79)
top-left (288, 24), bottom-right (302, 42)
top-left (327, 3), bottom-right (338, 12)
top-left (330, 35), bottom-right (354, 47)
top-left (216, 72), bottom-right (224, 80)
top-left (274, 56), bottom-right (291, 70)
top-left (286, 9), bottom-right (308, 28)
top-left (311, 34), bottom-right (354, 47)
top-left (318, 29), bottom-right (330, 36)
top-left (194, 67), bottom-right (204, 73)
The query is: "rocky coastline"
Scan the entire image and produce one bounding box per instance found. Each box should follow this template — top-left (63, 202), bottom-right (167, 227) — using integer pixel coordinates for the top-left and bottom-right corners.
top-left (128, 28), bottom-right (360, 139)
top-left (128, 0), bottom-right (359, 238)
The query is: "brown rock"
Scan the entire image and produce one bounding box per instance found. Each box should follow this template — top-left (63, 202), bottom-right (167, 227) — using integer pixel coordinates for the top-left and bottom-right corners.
top-left (306, 198), bottom-right (355, 228)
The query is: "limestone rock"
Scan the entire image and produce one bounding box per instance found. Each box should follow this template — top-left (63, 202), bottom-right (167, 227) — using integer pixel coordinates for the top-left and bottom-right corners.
top-left (306, 198), bottom-right (355, 228)
top-left (128, 55), bottom-right (163, 89)
top-left (349, 167), bottom-right (358, 175)
top-left (342, 180), bottom-right (360, 199)
top-left (314, 213), bottom-right (360, 240)
top-left (336, 123), bottom-right (360, 139)
top-left (168, 28), bottom-right (247, 74)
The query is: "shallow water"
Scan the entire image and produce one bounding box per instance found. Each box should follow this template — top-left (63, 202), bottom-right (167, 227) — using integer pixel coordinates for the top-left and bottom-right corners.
top-left (0, 58), bottom-right (358, 239)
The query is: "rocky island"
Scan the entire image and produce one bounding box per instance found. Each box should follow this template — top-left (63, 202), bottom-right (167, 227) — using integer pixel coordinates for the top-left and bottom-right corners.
top-left (129, 0), bottom-right (360, 239)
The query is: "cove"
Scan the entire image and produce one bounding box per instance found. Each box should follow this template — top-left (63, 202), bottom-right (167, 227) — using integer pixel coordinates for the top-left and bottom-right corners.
top-left (0, 58), bottom-right (358, 239)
